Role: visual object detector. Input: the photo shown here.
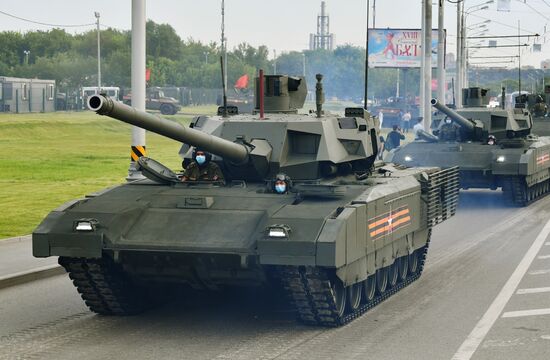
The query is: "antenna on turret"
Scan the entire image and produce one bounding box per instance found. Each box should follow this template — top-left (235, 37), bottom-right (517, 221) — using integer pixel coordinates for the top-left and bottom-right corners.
top-left (220, 56), bottom-right (228, 117)
top-left (316, 74), bottom-right (324, 118)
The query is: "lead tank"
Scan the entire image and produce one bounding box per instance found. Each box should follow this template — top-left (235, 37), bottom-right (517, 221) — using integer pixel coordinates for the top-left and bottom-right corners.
top-left (387, 87), bottom-right (550, 206)
top-left (33, 74), bottom-right (458, 326)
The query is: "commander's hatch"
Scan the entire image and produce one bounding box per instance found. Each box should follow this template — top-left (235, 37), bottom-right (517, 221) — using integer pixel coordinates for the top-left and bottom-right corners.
top-left (137, 157), bottom-right (178, 184)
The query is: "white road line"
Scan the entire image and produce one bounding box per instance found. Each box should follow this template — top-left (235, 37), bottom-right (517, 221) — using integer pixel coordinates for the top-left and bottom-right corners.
top-left (517, 287), bottom-right (550, 295)
top-left (451, 219), bottom-right (550, 360)
top-left (538, 254), bottom-right (550, 259)
top-left (528, 269), bottom-right (550, 275)
top-left (502, 308), bottom-right (550, 318)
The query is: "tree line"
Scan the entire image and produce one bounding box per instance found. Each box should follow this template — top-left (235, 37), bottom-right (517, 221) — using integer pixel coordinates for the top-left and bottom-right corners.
top-left (0, 21), bottom-right (417, 101)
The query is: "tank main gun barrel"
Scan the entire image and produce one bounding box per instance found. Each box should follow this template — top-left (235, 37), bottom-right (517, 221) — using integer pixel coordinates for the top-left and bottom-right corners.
top-left (88, 95), bottom-right (249, 164)
top-left (431, 98), bottom-right (475, 132)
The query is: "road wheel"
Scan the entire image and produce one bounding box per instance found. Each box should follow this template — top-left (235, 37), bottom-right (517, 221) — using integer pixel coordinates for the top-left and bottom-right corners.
top-left (330, 277), bottom-right (347, 318)
top-left (388, 261), bottom-right (399, 288)
top-left (362, 275), bottom-right (376, 303)
top-left (397, 256), bottom-right (409, 282)
top-left (346, 282), bottom-right (362, 313)
top-left (160, 104), bottom-right (175, 115)
top-left (375, 267), bottom-right (388, 295)
top-left (409, 250), bottom-right (419, 275)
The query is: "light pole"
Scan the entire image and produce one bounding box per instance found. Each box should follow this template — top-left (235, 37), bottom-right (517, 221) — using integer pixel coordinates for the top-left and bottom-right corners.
top-left (23, 50), bottom-right (30, 65)
top-left (94, 11), bottom-right (101, 90)
top-left (221, 0), bottom-right (227, 90)
top-left (302, 53), bottom-right (306, 77)
top-left (204, 52), bottom-right (208, 65)
top-left (461, 1), bottom-right (493, 101)
top-left (128, 0), bottom-right (146, 180)
top-left (437, 0), bottom-right (445, 105)
top-left (273, 50), bottom-right (277, 74)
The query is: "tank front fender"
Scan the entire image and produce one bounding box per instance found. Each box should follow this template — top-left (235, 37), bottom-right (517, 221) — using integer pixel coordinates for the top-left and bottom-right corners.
top-left (33, 232), bottom-right (104, 258)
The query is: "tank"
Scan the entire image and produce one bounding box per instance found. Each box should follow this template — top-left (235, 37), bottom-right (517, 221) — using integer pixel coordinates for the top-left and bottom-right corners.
top-left (386, 87), bottom-right (550, 206)
top-left (33, 74), bottom-right (459, 326)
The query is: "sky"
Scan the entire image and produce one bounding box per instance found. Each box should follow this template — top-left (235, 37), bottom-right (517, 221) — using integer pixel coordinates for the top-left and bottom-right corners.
top-left (1, 0), bottom-right (550, 68)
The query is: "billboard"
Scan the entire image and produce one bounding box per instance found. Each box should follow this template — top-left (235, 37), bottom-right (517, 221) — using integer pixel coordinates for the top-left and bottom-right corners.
top-left (368, 29), bottom-right (444, 68)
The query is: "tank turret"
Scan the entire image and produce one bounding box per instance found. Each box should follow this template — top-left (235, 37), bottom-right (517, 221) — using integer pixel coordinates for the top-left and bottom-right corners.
top-left (431, 98), bottom-right (484, 141)
top-left (89, 75), bottom-right (379, 181)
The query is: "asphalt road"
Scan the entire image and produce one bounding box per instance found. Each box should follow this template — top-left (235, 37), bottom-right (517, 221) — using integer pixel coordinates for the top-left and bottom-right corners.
top-left (1, 190), bottom-right (550, 360)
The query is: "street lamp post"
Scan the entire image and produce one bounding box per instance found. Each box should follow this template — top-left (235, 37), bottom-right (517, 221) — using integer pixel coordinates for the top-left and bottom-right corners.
top-left (437, 0), bottom-right (445, 105)
top-left (461, 1), bottom-right (493, 102)
top-left (94, 11), bottom-right (101, 90)
top-left (302, 53), bottom-right (306, 77)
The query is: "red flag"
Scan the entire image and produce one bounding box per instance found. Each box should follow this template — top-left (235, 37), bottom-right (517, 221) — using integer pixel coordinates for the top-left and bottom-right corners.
top-left (234, 74), bottom-right (249, 89)
top-left (145, 68), bottom-right (151, 82)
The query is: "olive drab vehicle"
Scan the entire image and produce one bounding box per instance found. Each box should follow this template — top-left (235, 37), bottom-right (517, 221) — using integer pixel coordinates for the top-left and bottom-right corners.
top-left (386, 87), bottom-right (550, 206)
top-left (33, 74), bottom-right (459, 327)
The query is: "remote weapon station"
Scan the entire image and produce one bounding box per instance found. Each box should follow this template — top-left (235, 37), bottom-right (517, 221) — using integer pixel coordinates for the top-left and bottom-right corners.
top-left (33, 74), bottom-right (458, 326)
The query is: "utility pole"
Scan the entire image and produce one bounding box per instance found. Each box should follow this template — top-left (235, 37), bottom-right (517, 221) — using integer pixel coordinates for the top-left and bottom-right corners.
top-left (221, 0), bottom-right (227, 90)
top-left (372, 0), bottom-right (376, 28)
top-left (95, 12), bottom-right (101, 89)
top-left (273, 50), bottom-right (277, 74)
top-left (420, 1), bottom-right (426, 121)
top-left (518, 21), bottom-right (522, 94)
top-left (422, 0), bottom-right (432, 131)
top-left (128, 0), bottom-right (146, 180)
top-left (437, 0), bottom-right (445, 104)
top-left (302, 52), bottom-right (306, 76)
top-left (456, 0), bottom-right (463, 107)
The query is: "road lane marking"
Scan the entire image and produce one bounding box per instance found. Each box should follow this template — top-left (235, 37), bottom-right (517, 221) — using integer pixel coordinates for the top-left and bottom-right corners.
top-left (528, 269), bottom-right (550, 275)
top-left (451, 218), bottom-right (550, 360)
top-left (502, 308), bottom-right (550, 318)
top-left (517, 287), bottom-right (550, 295)
top-left (538, 255), bottom-right (550, 259)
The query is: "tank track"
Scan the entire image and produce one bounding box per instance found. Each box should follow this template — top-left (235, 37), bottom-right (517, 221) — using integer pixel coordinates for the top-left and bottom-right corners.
top-left (510, 177), bottom-right (550, 206)
top-left (58, 257), bottom-right (151, 316)
top-left (277, 230), bottom-right (432, 327)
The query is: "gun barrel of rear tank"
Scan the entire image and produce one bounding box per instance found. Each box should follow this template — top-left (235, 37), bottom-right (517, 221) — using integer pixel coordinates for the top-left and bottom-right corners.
top-left (88, 95), bottom-right (249, 164)
top-left (431, 98), bottom-right (475, 132)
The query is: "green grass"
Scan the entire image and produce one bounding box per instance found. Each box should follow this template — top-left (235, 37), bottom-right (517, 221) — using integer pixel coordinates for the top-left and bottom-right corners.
top-left (0, 110), bottom-right (208, 238)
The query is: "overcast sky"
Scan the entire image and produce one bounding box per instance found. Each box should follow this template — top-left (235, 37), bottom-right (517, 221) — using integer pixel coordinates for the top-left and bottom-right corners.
top-left (1, 0), bottom-right (550, 67)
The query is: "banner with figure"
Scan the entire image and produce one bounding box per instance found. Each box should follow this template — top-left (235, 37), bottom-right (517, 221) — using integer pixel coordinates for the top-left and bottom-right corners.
top-left (368, 29), bottom-right (443, 68)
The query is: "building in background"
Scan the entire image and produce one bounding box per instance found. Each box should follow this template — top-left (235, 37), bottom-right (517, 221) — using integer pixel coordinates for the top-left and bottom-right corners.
top-left (309, 1), bottom-right (334, 51)
top-left (0, 76), bottom-right (56, 113)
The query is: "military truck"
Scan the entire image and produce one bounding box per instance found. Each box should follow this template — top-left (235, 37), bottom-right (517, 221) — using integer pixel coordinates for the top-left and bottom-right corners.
top-left (123, 87), bottom-right (181, 115)
top-left (33, 74), bottom-right (458, 326)
top-left (387, 87), bottom-right (550, 206)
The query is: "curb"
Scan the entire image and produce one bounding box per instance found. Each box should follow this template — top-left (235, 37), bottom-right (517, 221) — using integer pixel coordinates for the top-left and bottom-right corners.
top-left (0, 264), bottom-right (65, 290)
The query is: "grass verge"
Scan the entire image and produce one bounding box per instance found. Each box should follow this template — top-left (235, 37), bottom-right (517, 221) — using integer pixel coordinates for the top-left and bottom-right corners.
top-left (0, 110), bottom-right (200, 238)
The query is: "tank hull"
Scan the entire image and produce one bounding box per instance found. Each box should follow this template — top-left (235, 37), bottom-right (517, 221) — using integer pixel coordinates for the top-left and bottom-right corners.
top-left (386, 138), bottom-right (550, 205)
top-left (33, 166), bottom-right (458, 325)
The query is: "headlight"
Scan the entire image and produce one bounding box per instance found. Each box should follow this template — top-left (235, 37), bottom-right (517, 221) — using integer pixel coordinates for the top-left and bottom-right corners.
top-left (496, 155), bottom-right (506, 163)
top-left (404, 155), bottom-right (413, 162)
top-left (74, 219), bottom-right (97, 232)
top-left (266, 224), bottom-right (291, 238)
